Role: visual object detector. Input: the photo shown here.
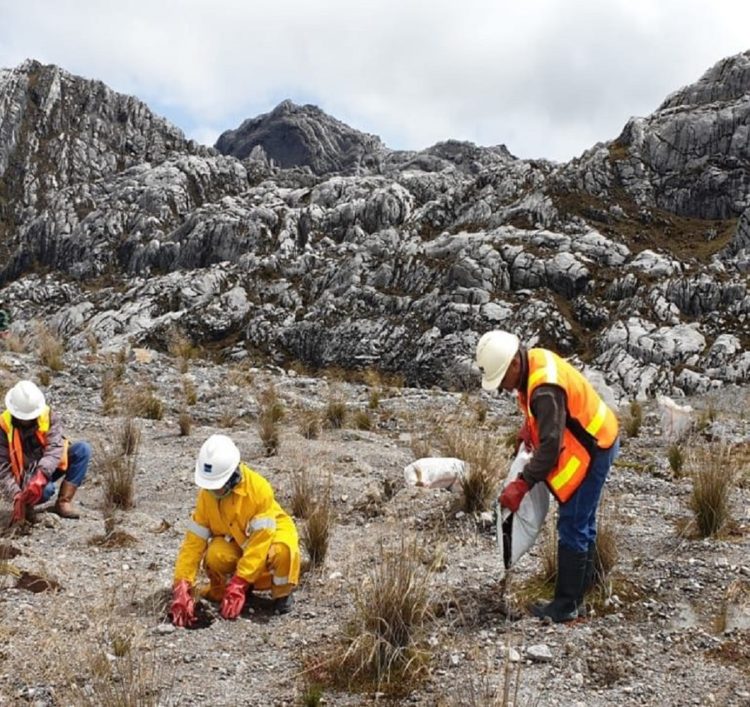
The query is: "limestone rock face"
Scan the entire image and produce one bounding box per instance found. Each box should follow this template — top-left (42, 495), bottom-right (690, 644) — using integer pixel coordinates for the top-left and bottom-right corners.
top-left (1, 52), bottom-right (750, 398)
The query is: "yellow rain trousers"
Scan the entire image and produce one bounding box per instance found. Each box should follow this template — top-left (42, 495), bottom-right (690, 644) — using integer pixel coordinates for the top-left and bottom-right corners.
top-left (174, 463), bottom-right (300, 600)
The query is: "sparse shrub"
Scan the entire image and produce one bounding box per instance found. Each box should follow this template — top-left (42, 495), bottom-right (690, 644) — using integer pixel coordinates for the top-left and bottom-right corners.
top-left (591, 511), bottom-right (619, 586)
top-left (125, 387), bottom-right (164, 420)
top-left (439, 423), bottom-right (505, 513)
top-left (325, 397), bottom-right (347, 429)
top-left (219, 411), bottom-right (236, 429)
top-left (353, 410), bottom-right (372, 431)
top-left (85, 329), bottom-right (99, 354)
top-left (291, 466), bottom-right (314, 519)
top-left (668, 443), bottom-right (685, 476)
top-left (410, 433), bottom-right (432, 460)
top-left (688, 444), bottom-right (734, 538)
top-left (301, 683), bottom-right (324, 707)
top-left (299, 410), bottom-right (320, 440)
top-left (101, 373), bottom-right (118, 416)
top-left (183, 377), bottom-right (197, 406)
top-left (119, 418), bottom-right (141, 457)
top-left (474, 399), bottom-right (489, 425)
top-left (37, 369), bottom-right (51, 387)
top-left (36, 323), bottom-right (65, 371)
top-left (111, 632), bottom-right (132, 657)
top-left (259, 383), bottom-right (285, 423)
top-left (98, 445), bottom-right (137, 511)
top-left (331, 539), bottom-right (435, 692)
top-left (1, 332), bottom-right (26, 352)
top-left (168, 327), bottom-right (198, 373)
top-left (227, 363), bottom-right (254, 387)
top-left (258, 408), bottom-right (279, 456)
top-left (302, 489), bottom-right (334, 568)
top-left (178, 410), bottom-right (192, 437)
top-left (624, 400), bottom-right (642, 438)
top-left (368, 388), bottom-right (380, 410)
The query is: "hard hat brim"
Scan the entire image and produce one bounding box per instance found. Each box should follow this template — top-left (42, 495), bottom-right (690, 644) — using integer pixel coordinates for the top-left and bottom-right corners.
top-left (194, 466), bottom-right (235, 490)
top-left (481, 369), bottom-right (506, 391)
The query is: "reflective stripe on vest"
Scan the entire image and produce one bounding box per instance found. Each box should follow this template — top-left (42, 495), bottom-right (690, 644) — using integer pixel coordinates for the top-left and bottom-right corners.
top-left (186, 519), bottom-right (211, 540)
top-left (0, 407), bottom-right (69, 484)
top-left (520, 349), bottom-right (619, 503)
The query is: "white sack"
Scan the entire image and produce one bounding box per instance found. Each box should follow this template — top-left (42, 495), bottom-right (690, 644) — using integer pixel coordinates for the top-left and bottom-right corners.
top-left (496, 448), bottom-right (550, 569)
top-left (403, 457), bottom-right (465, 490)
top-left (657, 395), bottom-right (694, 441)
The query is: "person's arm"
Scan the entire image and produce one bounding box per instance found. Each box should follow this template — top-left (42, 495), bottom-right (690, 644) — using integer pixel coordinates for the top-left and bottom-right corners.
top-left (521, 385), bottom-right (567, 485)
top-left (173, 493), bottom-right (211, 584)
top-left (0, 436), bottom-right (21, 501)
top-left (36, 411), bottom-right (65, 477)
top-left (235, 475), bottom-right (277, 582)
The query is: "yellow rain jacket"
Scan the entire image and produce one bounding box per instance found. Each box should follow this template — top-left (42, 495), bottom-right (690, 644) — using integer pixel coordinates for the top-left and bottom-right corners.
top-left (174, 463), bottom-right (300, 586)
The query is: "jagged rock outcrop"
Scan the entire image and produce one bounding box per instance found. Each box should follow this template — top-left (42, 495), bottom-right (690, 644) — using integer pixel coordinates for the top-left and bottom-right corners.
top-left (1, 53), bottom-right (749, 399)
top-left (215, 99), bottom-right (387, 176)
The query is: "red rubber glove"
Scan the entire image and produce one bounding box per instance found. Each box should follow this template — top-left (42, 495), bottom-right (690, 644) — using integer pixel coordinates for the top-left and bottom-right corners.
top-left (170, 580), bottom-right (196, 627)
top-left (220, 576), bottom-right (249, 620)
top-left (10, 494), bottom-right (25, 526)
top-left (499, 478), bottom-right (530, 513)
top-left (21, 470), bottom-right (47, 506)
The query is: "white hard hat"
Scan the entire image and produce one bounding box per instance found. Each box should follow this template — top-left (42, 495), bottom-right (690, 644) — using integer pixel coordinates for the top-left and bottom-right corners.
top-left (5, 380), bottom-right (47, 420)
top-left (475, 330), bottom-right (520, 391)
top-left (194, 434), bottom-right (241, 489)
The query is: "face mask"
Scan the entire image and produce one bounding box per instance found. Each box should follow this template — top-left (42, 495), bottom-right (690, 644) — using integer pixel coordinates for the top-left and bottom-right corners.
top-left (209, 468), bottom-right (240, 499)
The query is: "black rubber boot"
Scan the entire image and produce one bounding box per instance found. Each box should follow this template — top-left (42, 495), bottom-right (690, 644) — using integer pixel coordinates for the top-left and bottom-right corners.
top-left (273, 593), bottom-right (294, 615)
top-left (531, 543), bottom-right (587, 623)
top-left (577, 544), bottom-right (597, 618)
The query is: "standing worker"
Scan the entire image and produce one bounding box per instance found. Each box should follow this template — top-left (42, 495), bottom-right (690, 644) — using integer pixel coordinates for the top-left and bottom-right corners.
top-left (476, 331), bottom-right (619, 623)
top-left (0, 380), bottom-right (90, 523)
top-left (171, 434), bottom-right (300, 627)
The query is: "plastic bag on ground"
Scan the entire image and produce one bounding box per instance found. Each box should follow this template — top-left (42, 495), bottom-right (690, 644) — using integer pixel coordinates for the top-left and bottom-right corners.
top-left (657, 395), bottom-right (694, 441)
top-left (496, 448), bottom-right (550, 570)
top-left (403, 457), bottom-right (465, 491)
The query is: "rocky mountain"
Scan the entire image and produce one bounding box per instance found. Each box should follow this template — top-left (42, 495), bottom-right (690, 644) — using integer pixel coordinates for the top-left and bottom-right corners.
top-left (1, 53), bottom-right (749, 399)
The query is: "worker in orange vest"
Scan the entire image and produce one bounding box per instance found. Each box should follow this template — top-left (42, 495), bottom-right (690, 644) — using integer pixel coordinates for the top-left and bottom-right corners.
top-left (476, 331), bottom-right (620, 623)
top-left (0, 380), bottom-right (90, 523)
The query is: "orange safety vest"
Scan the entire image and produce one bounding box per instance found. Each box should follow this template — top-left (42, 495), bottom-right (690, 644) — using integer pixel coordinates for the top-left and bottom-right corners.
top-left (518, 349), bottom-right (619, 504)
top-left (0, 407), bottom-right (69, 484)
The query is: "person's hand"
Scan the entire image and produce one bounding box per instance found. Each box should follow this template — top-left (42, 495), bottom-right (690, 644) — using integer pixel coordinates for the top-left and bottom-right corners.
top-left (220, 576), bottom-right (249, 620)
top-left (10, 494), bottom-right (25, 526)
top-left (499, 478), bottom-right (530, 513)
top-left (170, 580), bottom-right (196, 627)
top-left (21, 470), bottom-right (47, 506)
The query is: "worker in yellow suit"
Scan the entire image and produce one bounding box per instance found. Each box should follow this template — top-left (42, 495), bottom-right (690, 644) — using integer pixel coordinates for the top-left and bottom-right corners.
top-left (170, 434), bottom-right (300, 626)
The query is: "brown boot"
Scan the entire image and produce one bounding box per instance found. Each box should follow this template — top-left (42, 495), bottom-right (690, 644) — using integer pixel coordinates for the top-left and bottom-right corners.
top-left (54, 481), bottom-right (81, 519)
top-left (24, 504), bottom-right (39, 525)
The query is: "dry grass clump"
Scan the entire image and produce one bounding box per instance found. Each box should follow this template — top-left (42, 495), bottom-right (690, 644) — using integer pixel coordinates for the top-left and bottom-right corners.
top-left (178, 410), bottom-right (192, 437)
top-left (258, 383), bottom-right (285, 456)
top-left (35, 322), bottom-right (65, 371)
top-left (182, 377), bottom-right (197, 406)
top-left (167, 327), bottom-right (199, 373)
top-left (353, 409), bottom-right (372, 431)
top-left (623, 400), bottom-right (642, 438)
top-left (439, 422), bottom-right (506, 513)
top-left (322, 539), bottom-right (436, 693)
top-left (299, 410), bottom-right (320, 440)
top-left (667, 442), bottom-right (685, 477)
top-left (368, 388), bottom-right (380, 410)
top-left (302, 487), bottom-right (334, 568)
top-left (101, 372), bottom-right (118, 416)
top-left (123, 386), bottom-right (165, 420)
top-left (1, 331), bottom-right (26, 352)
top-left (685, 443), bottom-right (735, 538)
top-left (96, 419), bottom-right (141, 511)
top-left (325, 396), bottom-right (347, 429)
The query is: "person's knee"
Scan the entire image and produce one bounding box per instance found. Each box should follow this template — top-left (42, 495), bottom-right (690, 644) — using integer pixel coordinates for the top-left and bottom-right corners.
top-left (205, 537), bottom-right (241, 574)
top-left (71, 441), bottom-right (92, 466)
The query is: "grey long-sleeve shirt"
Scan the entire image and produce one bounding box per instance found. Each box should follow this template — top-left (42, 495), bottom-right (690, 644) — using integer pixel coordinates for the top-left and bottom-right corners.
top-left (0, 410), bottom-right (65, 501)
top-left (520, 384), bottom-right (567, 486)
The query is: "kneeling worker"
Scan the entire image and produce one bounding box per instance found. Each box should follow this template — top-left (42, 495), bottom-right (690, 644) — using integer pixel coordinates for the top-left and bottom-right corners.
top-left (171, 434), bottom-right (300, 627)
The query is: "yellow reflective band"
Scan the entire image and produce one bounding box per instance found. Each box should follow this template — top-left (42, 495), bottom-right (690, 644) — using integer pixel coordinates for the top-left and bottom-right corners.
top-left (586, 400), bottom-right (607, 437)
top-left (551, 456), bottom-right (580, 491)
top-left (529, 351), bottom-right (558, 388)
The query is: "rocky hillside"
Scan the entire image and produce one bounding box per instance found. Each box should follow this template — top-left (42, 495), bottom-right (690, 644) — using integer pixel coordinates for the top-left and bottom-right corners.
top-left (1, 53), bottom-right (749, 398)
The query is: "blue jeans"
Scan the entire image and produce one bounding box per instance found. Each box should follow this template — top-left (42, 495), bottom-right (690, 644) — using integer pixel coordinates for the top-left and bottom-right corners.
top-left (557, 438), bottom-right (620, 553)
top-left (41, 441), bottom-right (91, 503)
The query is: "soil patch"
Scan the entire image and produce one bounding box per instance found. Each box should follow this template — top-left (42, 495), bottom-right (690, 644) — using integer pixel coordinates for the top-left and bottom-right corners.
top-left (16, 572), bottom-right (61, 593)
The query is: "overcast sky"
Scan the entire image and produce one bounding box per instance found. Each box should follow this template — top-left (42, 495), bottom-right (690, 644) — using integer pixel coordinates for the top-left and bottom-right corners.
top-left (0, 0), bottom-right (748, 162)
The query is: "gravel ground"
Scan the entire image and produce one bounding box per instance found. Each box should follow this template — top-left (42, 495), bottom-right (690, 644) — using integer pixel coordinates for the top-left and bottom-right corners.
top-left (0, 348), bottom-right (748, 706)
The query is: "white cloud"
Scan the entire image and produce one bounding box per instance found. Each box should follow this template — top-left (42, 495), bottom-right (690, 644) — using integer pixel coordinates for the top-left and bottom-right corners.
top-left (0, 0), bottom-right (748, 160)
